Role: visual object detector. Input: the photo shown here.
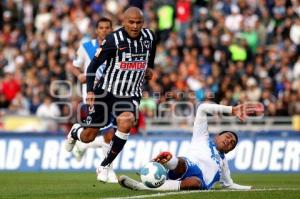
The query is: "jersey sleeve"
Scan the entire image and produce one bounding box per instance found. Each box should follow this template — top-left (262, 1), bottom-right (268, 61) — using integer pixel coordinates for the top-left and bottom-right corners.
top-left (148, 30), bottom-right (156, 69)
top-left (192, 103), bottom-right (232, 141)
top-left (219, 158), bottom-right (234, 187)
top-left (220, 158), bottom-right (252, 190)
top-left (73, 45), bottom-right (85, 69)
top-left (86, 34), bottom-right (116, 92)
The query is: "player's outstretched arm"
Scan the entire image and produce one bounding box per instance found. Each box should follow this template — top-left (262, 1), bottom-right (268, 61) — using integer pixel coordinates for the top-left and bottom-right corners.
top-left (193, 102), bottom-right (261, 140)
top-left (193, 103), bottom-right (233, 139)
top-left (195, 102), bottom-right (261, 124)
top-left (195, 103), bottom-right (232, 125)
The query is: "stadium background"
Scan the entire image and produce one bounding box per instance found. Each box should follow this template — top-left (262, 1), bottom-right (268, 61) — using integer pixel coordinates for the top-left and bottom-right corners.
top-left (0, 0), bottom-right (300, 198)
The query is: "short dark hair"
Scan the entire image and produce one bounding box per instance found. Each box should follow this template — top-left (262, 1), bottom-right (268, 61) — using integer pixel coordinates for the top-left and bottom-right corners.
top-left (96, 17), bottom-right (112, 28)
top-left (218, 131), bottom-right (238, 148)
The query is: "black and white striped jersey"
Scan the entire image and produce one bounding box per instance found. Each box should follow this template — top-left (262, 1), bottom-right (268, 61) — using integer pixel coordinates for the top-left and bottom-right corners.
top-left (86, 27), bottom-right (156, 98)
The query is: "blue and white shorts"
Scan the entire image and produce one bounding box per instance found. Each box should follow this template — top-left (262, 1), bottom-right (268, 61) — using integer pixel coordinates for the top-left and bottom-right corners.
top-left (167, 157), bottom-right (207, 190)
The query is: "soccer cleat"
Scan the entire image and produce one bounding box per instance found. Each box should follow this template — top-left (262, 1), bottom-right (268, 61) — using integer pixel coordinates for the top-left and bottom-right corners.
top-left (96, 166), bottom-right (109, 182)
top-left (65, 123), bottom-right (81, 152)
top-left (72, 142), bottom-right (87, 162)
top-left (118, 175), bottom-right (149, 190)
top-left (153, 151), bottom-right (172, 165)
top-left (107, 168), bottom-right (118, 183)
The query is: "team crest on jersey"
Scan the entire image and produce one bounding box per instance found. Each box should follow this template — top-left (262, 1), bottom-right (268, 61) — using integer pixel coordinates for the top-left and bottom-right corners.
top-left (143, 40), bottom-right (150, 49)
top-left (86, 116), bottom-right (92, 125)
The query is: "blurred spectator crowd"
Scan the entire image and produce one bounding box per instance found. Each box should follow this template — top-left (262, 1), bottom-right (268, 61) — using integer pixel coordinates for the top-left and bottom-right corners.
top-left (0, 0), bottom-right (300, 132)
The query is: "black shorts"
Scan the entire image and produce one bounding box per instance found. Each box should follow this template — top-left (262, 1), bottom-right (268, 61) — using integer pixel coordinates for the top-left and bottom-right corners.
top-left (84, 88), bottom-right (140, 128)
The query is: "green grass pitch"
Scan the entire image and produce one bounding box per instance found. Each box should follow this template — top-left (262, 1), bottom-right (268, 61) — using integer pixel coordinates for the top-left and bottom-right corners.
top-left (0, 172), bottom-right (299, 199)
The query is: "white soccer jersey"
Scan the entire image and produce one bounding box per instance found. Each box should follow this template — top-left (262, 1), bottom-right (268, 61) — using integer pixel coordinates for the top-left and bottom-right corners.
top-left (186, 103), bottom-right (235, 189)
top-left (73, 39), bottom-right (105, 103)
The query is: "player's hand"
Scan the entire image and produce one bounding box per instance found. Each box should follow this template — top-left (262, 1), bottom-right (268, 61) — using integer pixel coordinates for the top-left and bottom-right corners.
top-left (86, 92), bottom-right (95, 107)
top-left (153, 152), bottom-right (172, 165)
top-left (232, 102), bottom-right (264, 122)
top-left (225, 183), bottom-right (252, 190)
top-left (78, 73), bottom-right (86, 83)
top-left (144, 68), bottom-right (153, 81)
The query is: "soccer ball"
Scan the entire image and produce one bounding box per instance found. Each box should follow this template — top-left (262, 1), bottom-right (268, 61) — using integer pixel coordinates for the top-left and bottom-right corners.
top-left (140, 162), bottom-right (167, 188)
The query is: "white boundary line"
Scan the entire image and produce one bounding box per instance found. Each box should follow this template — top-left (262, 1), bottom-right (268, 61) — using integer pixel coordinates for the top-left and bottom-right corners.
top-left (103, 188), bottom-right (300, 199)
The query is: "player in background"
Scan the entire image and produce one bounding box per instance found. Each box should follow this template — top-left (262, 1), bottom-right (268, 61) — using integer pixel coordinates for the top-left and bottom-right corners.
top-left (70, 17), bottom-right (117, 183)
top-left (65, 7), bottom-right (156, 182)
top-left (119, 102), bottom-right (262, 191)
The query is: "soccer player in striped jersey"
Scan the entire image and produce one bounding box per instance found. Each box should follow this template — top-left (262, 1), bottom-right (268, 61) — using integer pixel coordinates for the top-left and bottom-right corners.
top-left (69, 17), bottom-right (117, 183)
top-left (119, 103), bottom-right (259, 191)
top-left (65, 7), bottom-right (157, 182)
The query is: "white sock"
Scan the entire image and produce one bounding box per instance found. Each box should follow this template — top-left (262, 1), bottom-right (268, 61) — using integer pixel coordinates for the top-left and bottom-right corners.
top-left (75, 141), bottom-right (87, 151)
top-left (102, 143), bottom-right (115, 170)
top-left (75, 135), bottom-right (104, 152)
top-left (102, 142), bottom-right (110, 157)
top-left (139, 180), bottom-right (180, 191)
top-left (166, 156), bottom-right (179, 170)
top-left (86, 136), bottom-right (105, 148)
top-left (154, 180), bottom-right (181, 191)
top-left (115, 130), bottom-right (129, 140)
top-left (77, 127), bottom-right (84, 141)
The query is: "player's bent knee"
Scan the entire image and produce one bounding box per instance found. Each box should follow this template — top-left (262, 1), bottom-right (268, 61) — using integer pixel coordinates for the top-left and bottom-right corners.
top-left (80, 128), bottom-right (98, 143)
top-left (180, 177), bottom-right (202, 190)
top-left (117, 112), bottom-right (135, 131)
top-left (171, 157), bottom-right (187, 177)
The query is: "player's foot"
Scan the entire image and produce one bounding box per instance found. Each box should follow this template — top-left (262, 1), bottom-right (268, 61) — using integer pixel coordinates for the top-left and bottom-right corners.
top-left (65, 123), bottom-right (81, 152)
top-left (107, 168), bottom-right (118, 183)
top-left (72, 142), bottom-right (87, 162)
top-left (119, 175), bottom-right (149, 190)
top-left (96, 166), bottom-right (109, 182)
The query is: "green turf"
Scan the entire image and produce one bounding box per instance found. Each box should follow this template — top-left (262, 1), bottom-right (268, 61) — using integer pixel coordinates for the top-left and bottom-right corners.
top-left (0, 173), bottom-right (299, 199)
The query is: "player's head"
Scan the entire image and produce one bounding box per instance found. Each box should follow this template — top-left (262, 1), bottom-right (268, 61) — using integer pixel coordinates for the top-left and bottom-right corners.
top-left (122, 6), bottom-right (144, 38)
top-left (95, 17), bottom-right (113, 40)
top-left (215, 131), bottom-right (238, 153)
